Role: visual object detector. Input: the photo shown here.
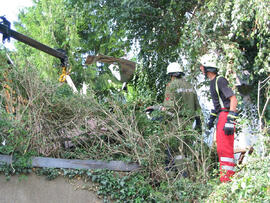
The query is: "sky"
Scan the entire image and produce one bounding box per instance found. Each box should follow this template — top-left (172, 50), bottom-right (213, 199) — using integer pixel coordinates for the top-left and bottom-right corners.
top-left (0, 0), bottom-right (33, 49)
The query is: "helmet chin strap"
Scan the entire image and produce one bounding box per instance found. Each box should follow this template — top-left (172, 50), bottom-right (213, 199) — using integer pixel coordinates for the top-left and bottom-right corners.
top-left (204, 72), bottom-right (208, 80)
top-left (204, 68), bottom-right (208, 79)
top-left (203, 66), bottom-right (208, 79)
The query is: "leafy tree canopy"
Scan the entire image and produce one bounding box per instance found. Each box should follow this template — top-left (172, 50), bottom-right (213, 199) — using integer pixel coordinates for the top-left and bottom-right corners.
top-left (10, 0), bottom-right (270, 113)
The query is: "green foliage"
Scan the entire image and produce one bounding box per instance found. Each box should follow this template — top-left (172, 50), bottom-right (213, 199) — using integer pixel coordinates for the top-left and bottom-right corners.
top-left (0, 0), bottom-right (269, 202)
top-left (82, 170), bottom-right (154, 202)
top-left (100, 0), bottom-right (200, 100)
top-left (33, 168), bottom-right (155, 202)
top-left (180, 0), bottom-right (269, 108)
top-left (0, 154), bottom-right (32, 180)
top-left (206, 154), bottom-right (270, 202)
top-left (35, 168), bottom-right (60, 180)
top-left (0, 108), bottom-right (33, 156)
top-left (32, 168), bottom-right (214, 202)
top-left (14, 0), bottom-right (131, 93)
top-left (15, 0), bottom-right (81, 79)
top-left (13, 0), bottom-right (270, 112)
top-left (13, 0), bottom-right (202, 101)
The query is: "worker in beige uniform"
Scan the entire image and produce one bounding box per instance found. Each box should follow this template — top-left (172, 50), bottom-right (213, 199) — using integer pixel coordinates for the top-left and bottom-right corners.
top-left (146, 62), bottom-right (200, 127)
top-left (146, 62), bottom-right (201, 172)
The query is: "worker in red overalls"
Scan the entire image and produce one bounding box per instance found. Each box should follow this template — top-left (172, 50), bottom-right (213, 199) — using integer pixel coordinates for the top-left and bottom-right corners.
top-left (199, 53), bottom-right (238, 182)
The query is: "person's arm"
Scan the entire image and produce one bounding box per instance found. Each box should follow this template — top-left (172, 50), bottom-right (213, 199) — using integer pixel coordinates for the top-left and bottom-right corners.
top-left (229, 95), bottom-right (237, 112)
top-left (218, 77), bottom-right (237, 112)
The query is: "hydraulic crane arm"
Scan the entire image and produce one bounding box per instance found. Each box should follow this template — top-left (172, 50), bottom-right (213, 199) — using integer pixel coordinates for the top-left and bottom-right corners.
top-left (0, 16), bottom-right (78, 111)
top-left (0, 16), bottom-right (67, 66)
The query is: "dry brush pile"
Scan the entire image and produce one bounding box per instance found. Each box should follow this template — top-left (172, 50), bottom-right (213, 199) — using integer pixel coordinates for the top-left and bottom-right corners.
top-left (0, 55), bottom-right (215, 183)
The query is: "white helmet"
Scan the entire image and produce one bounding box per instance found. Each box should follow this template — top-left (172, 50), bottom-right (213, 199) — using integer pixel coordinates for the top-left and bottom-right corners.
top-left (167, 62), bottom-right (184, 74)
top-left (199, 53), bottom-right (218, 68)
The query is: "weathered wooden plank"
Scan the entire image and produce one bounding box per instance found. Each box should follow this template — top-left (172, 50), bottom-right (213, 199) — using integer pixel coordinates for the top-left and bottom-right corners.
top-left (0, 155), bottom-right (12, 165)
top-left (0, 155), bottom-right (140, 172)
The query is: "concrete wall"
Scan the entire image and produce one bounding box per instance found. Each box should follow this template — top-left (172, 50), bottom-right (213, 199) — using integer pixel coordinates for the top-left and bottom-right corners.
top-left (0, 174), bottom-right (102, 203)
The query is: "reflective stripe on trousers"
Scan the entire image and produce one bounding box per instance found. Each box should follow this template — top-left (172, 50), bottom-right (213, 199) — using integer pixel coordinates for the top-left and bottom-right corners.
top-left (221, 165), bottom-right (235, 172)
top-left (220, 157), bottom-right (235, 164)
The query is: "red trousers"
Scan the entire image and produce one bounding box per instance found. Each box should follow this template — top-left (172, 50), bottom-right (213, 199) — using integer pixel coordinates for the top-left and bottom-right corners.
top-left (216, 110), bottom-right (235, 182)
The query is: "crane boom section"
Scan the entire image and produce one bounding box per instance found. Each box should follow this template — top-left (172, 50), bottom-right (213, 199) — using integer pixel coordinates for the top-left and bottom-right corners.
top-left (0, 18), bottom-right (67, 65)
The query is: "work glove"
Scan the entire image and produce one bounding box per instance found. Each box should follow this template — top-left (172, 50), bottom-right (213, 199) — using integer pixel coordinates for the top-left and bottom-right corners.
top-left (224, 111), bottom-right (238, 135)
top-left (207, 110), bottom-right (217, 129)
